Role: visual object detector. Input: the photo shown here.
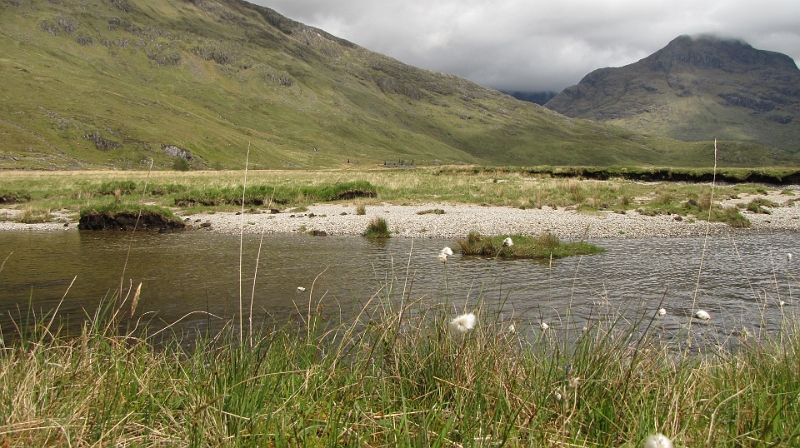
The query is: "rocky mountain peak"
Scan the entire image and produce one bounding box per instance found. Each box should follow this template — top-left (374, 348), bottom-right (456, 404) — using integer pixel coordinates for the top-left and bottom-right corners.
top-left (545, 35), bottom-right (800, 153)
top-left (645, 34), bottom-right (798, 73)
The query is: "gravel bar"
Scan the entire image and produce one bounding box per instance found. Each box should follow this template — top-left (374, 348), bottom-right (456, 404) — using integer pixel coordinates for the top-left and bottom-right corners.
top-left (2, 192), bottom-right (798, 239)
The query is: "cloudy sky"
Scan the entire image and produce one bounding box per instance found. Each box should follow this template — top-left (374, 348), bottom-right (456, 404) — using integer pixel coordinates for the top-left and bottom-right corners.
top-left (251, 0), bottom-right (800, 93)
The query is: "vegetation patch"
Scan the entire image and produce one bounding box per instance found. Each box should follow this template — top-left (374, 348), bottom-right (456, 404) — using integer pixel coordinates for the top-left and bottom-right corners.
top-left (746, 199), bottom-right (774, 214)
top-left (364, 217), bottom-right (390, 239)
top-left (438, 166), bottom-right (800, 186)
top-left (0, 190), bottom-right (31, 204)
top-left (174, 181), bottom-right (377, 207)
top-left (416, 208), bottom-right (445, 215)
top-left (456, 231), bottom-right (604, 259)
top-left (709, 207), bottom-right (751, 227)
top-left (15, 207), bottom-right (52, 224)
top-left (97, 181), bottom-right (138, 196)
top-left (78, 204), bottom-right (185, 231)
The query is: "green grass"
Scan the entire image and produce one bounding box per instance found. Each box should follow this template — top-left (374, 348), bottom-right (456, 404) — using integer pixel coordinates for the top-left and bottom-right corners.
top-left (173, 181), bottom-right (377, 208)
top-left (1, 0), bottom-right (797, 170)
top-left (456, 231), bottom-right (605, 259)
top-left (1, 284), bottom-right (798, 446)
top-left (364, 216), bottom-right (391, 239)
top-left (0, 169), bottom-right (793, 229)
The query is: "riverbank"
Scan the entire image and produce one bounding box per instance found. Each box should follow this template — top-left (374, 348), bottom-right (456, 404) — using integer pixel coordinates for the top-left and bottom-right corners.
top-left (2, 195), bottom-right (799, 238)
top-left (183, 197), bottom-right (799, 239)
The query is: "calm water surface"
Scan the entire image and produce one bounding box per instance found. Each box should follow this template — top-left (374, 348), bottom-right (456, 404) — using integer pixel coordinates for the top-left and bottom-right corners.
top-left (1, 230), bottom-right (798, 340)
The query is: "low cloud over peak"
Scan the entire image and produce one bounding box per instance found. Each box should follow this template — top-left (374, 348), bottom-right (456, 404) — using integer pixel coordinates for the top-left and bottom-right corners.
top-left (256, 0), bottom-right (800, 93)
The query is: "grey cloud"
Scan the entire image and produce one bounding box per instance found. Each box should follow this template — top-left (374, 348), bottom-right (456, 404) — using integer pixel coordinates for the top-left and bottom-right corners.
top-left (255, 0), bottom-right (800, 92)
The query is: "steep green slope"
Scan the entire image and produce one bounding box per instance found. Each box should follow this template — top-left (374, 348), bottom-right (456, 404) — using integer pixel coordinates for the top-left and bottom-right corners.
top-left (0, 2), bottom-right (795, 169)
top-left (547, 35), bottom-right (800, 154)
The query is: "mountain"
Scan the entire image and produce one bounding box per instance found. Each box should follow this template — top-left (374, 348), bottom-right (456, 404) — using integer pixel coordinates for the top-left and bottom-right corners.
top-left (0, 3), bottom-right (794, 170)
top-left (546, 35), bottom-right (800, 155)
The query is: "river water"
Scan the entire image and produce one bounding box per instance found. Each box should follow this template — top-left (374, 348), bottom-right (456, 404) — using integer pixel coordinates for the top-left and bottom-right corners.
top-left (0, 230), bottom-right (797, 343)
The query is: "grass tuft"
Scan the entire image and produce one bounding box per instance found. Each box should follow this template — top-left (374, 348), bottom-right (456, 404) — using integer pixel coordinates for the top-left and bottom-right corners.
top-left (456, 231), bottom-right (605, 259)
top-left (364, 216), bottom-right (390, 238)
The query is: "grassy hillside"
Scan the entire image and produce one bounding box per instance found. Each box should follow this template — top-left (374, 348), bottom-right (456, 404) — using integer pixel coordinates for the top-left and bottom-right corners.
top-left (547, 35), bottom-right (800, 155)
top-left (0, 2), bottom-right (796, 169)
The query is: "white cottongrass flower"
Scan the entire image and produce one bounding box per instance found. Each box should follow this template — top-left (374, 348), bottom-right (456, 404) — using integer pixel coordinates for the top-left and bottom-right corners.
top-left (582, 326), bottom-right (588, 333)
top-left (694, 309), bottom-right (711, 320)
top-left (643, 433), bottom-right (673, 448)
top-left (502, 237), bottom-right (514, 247)
top-left (438, 252), bottom-right (449, 263)
top-left (552, 390), bottom-right (562, 401)
top-left (297, 286), bottom-right (306, 292)
top-left (449, 313), bottom-right (477, 333)
top-left (441, 247), bottom-right (454, 256)
top-left (540, 322), bottom-right (549, 331)
top-left (507, 323), bottom-right (516, 334)
top-left (788, 253), bottom-right (793, 262)
top-left (779, 300), bottom-right (786, 307)
top-left (657, 308), bottom-right (667, 316)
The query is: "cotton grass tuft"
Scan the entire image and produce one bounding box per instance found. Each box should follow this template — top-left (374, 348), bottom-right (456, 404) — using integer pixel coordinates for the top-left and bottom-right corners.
top-left (694, 309), bottom-right (711, 320)
top-left (643, 433), bottom-right (673, 448)
top-left (449, 312), bottom-right (477, 333)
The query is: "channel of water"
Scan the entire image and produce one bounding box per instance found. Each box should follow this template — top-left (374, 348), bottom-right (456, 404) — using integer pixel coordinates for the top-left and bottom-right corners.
top-left (0, 230), bottom-right (797, 343)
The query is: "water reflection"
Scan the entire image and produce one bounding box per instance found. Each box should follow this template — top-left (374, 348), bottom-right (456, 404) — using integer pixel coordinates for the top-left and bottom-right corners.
top-left (0, 230), bottom-right (797, 341)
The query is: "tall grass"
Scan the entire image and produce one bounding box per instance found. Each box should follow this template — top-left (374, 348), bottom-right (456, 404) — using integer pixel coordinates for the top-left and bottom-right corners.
top-left (364, 217), bottom-right (391, 239)
top-left (1, 280), bottom-right (798, 446)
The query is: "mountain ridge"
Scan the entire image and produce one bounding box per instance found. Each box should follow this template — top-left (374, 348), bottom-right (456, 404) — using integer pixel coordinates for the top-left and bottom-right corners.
top-left (0, 2), bottom-right (795, 169)
top-left (546, 35), bottom-right (800, 153)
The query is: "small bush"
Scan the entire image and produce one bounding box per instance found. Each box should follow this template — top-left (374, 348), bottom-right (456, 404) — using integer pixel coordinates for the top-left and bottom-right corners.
top-left (364, 217), bottom-right (390, 239)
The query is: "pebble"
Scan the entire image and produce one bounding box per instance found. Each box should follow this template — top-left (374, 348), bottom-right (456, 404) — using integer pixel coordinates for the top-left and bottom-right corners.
top-left (2, 193), bottom-right (797, 239)
top-left (178, 202), bottom-right (799, 239)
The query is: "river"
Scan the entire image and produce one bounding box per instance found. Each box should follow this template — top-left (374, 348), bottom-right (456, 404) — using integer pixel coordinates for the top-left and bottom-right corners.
top-left (0, 230), bottom-right (797, 343)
